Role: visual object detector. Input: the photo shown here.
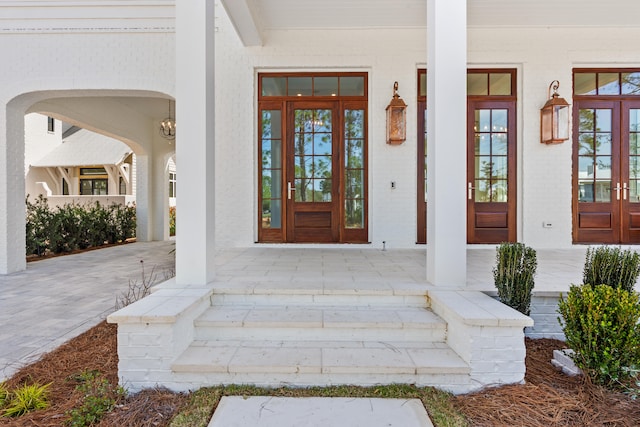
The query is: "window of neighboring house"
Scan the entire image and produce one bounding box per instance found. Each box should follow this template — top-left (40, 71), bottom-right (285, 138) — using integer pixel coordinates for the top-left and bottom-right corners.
top-left (119, 177), bottom-right (126, 195)
top-left (62, 179), bottom-right (69, 195)
top-left (47, 116), bottom-right (55, 133)
top-left (79, 167), bottom-right (108, 195)
top-left (169, 172), bottom-right (177, 198)
top-left (80, 179), bottom-right (108, 195)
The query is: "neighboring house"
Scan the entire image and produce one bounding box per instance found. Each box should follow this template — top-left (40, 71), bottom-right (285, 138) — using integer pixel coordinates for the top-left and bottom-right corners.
top-left (2, 0), bottom-right (640, 394)
top-left (24, 113), bottom-right (177, 211)
top-left (26, 114), bottom-right (136, 208)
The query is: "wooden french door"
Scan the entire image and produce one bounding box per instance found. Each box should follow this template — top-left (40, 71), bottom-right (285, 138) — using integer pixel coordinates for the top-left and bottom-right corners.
top-left (467, 101), bottom-right (517, 243)
top-left (286, 103), bottom-right (340, 242)
top-left (573, 100), bottom-right (640, 243)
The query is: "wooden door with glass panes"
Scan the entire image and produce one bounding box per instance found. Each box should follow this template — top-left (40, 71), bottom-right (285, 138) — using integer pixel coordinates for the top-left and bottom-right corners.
top-left (573, 100), bottom-right (620, 243)
top-left (573, 99), bottom-right (640, 243)
top-left (286, 102), bottom-right (340, 242)
top-left (467, 100), bottom-right (517, 243)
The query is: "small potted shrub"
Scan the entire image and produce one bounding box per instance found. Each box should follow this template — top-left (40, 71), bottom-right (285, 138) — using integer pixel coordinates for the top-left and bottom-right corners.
top-left (493, 242), bottom-right (537, 316)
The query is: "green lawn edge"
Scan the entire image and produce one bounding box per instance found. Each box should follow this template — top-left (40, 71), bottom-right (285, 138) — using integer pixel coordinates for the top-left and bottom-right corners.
top-left (169, 384), bottom-right (468, 427)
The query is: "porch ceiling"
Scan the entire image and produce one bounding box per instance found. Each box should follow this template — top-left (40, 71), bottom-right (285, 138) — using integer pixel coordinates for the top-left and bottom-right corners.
top-left (220, 0), bottom-right (640, 46)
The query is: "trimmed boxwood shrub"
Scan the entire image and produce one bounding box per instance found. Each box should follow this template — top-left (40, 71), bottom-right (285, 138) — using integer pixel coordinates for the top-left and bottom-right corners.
top-left (558, 284), bottom-right (640, 387)
top-left (25, 196), bottom-right (136, 256)
top-left (583, 246), bottom-right (640, 292)
top-left (493, 242), bottom-right (537, 315)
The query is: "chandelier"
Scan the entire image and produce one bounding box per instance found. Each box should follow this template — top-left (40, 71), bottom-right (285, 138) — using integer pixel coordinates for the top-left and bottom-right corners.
top-left (160, 100), bottom-right (176, 140)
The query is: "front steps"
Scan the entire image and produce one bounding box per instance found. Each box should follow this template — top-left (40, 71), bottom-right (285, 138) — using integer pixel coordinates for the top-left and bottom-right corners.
top-left (108, 251), bottom-right (533, 395)
top-left (170, 286), bottom-right (472, 391)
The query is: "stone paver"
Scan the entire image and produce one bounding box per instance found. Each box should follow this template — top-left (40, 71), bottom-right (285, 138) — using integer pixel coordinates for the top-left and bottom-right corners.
top-left (208, 396), bottom-right (434, 427)
top-left (0, 241), bottom-right (175, 381)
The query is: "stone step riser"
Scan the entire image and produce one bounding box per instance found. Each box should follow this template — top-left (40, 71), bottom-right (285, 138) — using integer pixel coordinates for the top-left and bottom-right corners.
top-left (166, 372), bottom-right (471, 395)
top-left (210, 293), bottom-right (428, 308)
top-left (194, 325), bottom-right (447, 342)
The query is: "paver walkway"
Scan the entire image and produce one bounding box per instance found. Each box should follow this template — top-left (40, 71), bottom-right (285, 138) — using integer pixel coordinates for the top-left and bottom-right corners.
top-left (0, 241), bottom-right (175, 381)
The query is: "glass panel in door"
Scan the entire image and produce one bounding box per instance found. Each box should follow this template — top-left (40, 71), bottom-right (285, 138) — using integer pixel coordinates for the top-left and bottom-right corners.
top-left (293, 109), bottom-right (333, 202)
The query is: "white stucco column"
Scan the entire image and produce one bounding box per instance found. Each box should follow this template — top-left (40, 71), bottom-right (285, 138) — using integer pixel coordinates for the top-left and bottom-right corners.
top-left (426, 0), bottom-right (467, 286)
top-left (151, 148), bottom-right (170, 241)
top-left (135, 153), bottom-right (152, 242)
top-left (175, 0), bottom-right (216, 285)
top-left (0, 103), bottom-right (27, 274)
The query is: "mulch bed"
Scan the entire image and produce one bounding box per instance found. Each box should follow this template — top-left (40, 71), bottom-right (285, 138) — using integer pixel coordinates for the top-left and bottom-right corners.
top-left (0, 321), bottom-right (187, 427)
top-left (1, 324), bottom-right (638, 426)
top-left (454, 338), bottom-right (640, 426)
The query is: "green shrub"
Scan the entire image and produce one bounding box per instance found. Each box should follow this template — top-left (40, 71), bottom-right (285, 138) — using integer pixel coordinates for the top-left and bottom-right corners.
top-left (169, 206), bottom-right (176, 236)
top-left (0, 382), bottom-right (8, 408)
top-left (583, 246), bottom-right (640, 292)
top-left (558, 284), bottom-right (640, 387)
top-left (111, 203), bottom-right (136, 242)
top-left (66, 371), bottom-right (125, 427)
top-left (25, 195), bottom-right (53, 256)
top-left (25, 197), bottom-right (136, 256)
top-left (493, 242), bottom-right (537, 315)
top-left (2, 382), bottom-right (51, 417)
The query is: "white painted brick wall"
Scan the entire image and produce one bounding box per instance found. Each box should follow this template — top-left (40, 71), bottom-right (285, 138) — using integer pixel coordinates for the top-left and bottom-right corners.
top-left (214, 7), bottom-right (640, 248)
top-left (527, 294), bottom-right (565, 339)
top-left (4, 3), bottom-right (640, 264)
top-left (428, 290), bottom-right (531, 390)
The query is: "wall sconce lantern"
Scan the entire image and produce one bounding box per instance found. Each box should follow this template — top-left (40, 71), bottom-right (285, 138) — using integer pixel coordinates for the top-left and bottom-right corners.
top-left (386, 81), bottom-right (407, 145)
top-left (540, 80), bottom-right (570, 144)
top-left (160, 100), bottom-right (176, 140)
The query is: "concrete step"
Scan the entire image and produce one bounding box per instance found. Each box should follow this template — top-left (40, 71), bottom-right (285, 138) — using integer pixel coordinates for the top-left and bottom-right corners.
top-left (209, 283), bottom-right (429, 307)
top-left (171, 339), bottom-right (471, 392)
top-left (194, 305), bottom-right (447, 342)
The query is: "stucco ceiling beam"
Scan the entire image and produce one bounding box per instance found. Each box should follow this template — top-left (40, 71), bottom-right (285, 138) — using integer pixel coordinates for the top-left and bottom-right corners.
top-left (219, 0), bottom-right (263, 46)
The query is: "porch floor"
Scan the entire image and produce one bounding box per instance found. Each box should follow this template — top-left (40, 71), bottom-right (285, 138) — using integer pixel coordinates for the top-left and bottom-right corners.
top-left (212, 245), bottom-right (592, 294)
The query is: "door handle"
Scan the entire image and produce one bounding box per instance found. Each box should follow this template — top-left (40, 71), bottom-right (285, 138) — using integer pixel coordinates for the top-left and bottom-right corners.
top-left (287, 182), bottom-right (295, 200)
top-left (613, 182), bottom-right (621, 200)
top-left (623, 182), bottom-right (628, 200)
top-left (468, 182), bottom-right (475, 200)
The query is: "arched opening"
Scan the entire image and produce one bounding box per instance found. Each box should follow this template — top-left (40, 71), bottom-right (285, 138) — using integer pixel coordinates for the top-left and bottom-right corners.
top-left (2, 90), bottom-right (177, 273)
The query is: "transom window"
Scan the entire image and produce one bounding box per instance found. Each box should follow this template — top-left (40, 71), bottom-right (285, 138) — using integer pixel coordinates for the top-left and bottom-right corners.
top-left (261, 75), bottom-right (365, 97)
top-left (574, 71), bottom-right (640, 96)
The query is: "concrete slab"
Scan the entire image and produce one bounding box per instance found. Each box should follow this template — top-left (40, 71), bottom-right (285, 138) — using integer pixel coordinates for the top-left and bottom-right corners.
top-left (208, 396), bottom-right (433, 427)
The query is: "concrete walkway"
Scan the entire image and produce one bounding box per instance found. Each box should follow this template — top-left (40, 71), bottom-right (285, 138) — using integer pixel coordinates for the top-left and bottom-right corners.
top-left (0, 241), bottom-right (175, 381)
top-left (208, 396), bottom-right (433, 427)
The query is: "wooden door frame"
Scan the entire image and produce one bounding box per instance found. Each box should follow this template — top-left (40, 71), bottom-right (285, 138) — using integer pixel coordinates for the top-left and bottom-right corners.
top-left (257, 72), bottom-right (369, 244)
top-left (417, 99), bottom-right (427, 244)
top-left (621, 100), bottom-right (640, 243)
